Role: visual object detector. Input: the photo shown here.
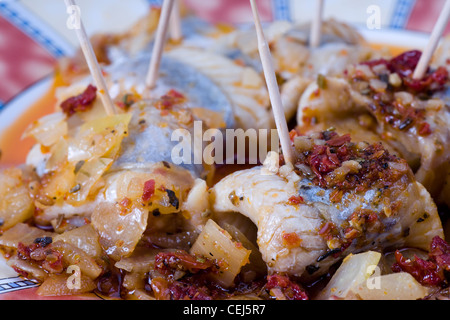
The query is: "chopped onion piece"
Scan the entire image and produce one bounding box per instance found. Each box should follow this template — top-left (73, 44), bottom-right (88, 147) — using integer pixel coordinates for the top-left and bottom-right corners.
top-left (23, 112), bottom-right (68, 147)
top-left (68, 114), bottom-right (132, 162)
top-left (66, 157), bottom-right (113, 204)
top-left (190, 219), bottom-right (251, 288)
top-left (351, 272), bottom-right (428, 300)
top-left (316, 251), bottom-right (381, 300)
top-left (0, 168), bottom-right (35, 231)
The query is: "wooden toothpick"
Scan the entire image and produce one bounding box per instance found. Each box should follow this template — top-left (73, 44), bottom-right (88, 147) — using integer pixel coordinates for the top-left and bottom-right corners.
top-left (169, 0), bottom-right (182, 43)
top-left (413, 0), bottom-right (450, 80)
top-left (310, 0), bottom-right (324, 48)
top-left (249, 0), bottom-right (294, 165)
top-left (145, 0), bottom-right (176, 89)
top-left (64, 0), bottom-right (116, 116)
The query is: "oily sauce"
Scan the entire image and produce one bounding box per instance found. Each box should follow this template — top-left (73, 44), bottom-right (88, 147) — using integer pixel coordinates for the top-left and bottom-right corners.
top-left (0, 74), bottom-right (65, 168)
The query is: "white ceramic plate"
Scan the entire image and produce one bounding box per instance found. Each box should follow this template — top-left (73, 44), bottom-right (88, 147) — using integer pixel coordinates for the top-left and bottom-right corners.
top-left (0, 28), bottom-right (434, 299)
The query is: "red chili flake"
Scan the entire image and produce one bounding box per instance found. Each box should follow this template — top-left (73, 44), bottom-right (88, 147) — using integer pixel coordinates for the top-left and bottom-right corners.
top-left (281, 232), bottom-right (302, 248)
top-left (402, 66), bottom-right (448, 93)
top-left (295, 131), bottom-right (405, 193)
top-left (155, 89), bottom-right (186, 110)
top-left (307, 145), bottom-right (341, 183)
top-left (329, 189), bottom-right (344, 203)
top-left (17, 242), bottom-right (33, 259)
top-left (318, 221), bottom-right (335, 236)
top-left (349, 209), bottom-right (379, 232)
top-left (355, 50), bottom-right (447, 136)
top-left (60, 84), bottom-right (97, 116)
top-left (392, 251), bottom-right (443, 286)
top-left (388, 50), bottom-right (422, 78)
top-left (392, 236), bottom-right (450, 286)
top-left (429, 236), bottom-right (450, 272)
top-left (288, 195), bottom-right (304, 205)
top-left (17, 242), bottom-right (64, 274)
top-left (234, 242), bottom-right (244, 249)
top-left (155, 250), bottom-right (215, 275)
top-left (118, 197), bottom-right (132, 208)
top-left (289, 129), bottom-right (299, 142)
top-left (325, 133), bottom-right (351, 147)
top-left (343, 227), bottom-right (360, 241)
top-left (367, 50), bottom-right (448, 94)
top-left (150, 277), bottom-right (214, 300)
top-left (312, 88), bottom-right (320, 97)
top-left (265, 274), bottom-right (309, 300)
top-left (142, 179), bottom-right (155, 202)
top-left (418, 122), bottom-right (432, 136)
top-left (166, 89), bottom-right (185, 99)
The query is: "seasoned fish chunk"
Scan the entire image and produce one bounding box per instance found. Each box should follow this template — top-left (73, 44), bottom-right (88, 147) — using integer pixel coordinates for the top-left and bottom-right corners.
top-left (24, 90), bottom-right (210, 224)
top-left (211, 131), bottom-right (443, 279)
top-left (297, 50), bottom-right (450, 206)
top-left (212, 19), bottom-right (385, 120)
top-left (166, 47), bottom-right (273, 130)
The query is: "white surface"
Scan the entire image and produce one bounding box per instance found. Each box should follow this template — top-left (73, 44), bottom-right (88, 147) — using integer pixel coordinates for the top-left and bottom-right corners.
top-left (21, 0), bottom-right (150, 47)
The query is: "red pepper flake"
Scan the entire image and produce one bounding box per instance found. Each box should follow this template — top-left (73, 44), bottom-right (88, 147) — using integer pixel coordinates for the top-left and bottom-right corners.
top-left (289, 129), bottom-right (299, 142)
top-left (418, 122), bottom-right (432, 136)
top-left (325, 133), bottom-right (351, 147)
top-left (265, 274), bottom-right (309, 300)
top-left (234, 242), bottom-right (244, 249)
top-left (118, 197), bottom-right (132, 208)
top-left (281, 232), bottom-right (302, 248)
top-left (155, 250), bottom-right (215, 275)
top-left (429, 236), bottom-right (450, 272)
top-left (166, 89), bottom-right (185, 99)
top-left (392, 251), bottom-right (443, 286)
top-left (329, 189), bottom-right (344, 203)
top-left (392, 236), bottom-right (450, 286)
top-left (388, 50), bottom-right (422, 78)
top-left (355, 50), bottom-right (449, 136)
top-left (288, 195), bottom-right (304, 205)
top-left (142, 179), bottom-right (156, 202)
top-left (17, 242), bottom-right (64, 274)
top-left (60, 84), bottom-right (97, 116)
top-left (312, 88), bottom-right (320, 97)
top-left (318, 221), bottom-right (335, 236)
top-left (343, 227), bottom-right (360, 241)
top-left (295, 131), bottom-right (408, 193)
top-left (118, 197), bottom-right (132, 216)
top-left (349, 209), bottom-right (379, 232)
top-left (155, 89), bottom-right (186, 110)
top-left (307, 144), bottom-right (341, 184)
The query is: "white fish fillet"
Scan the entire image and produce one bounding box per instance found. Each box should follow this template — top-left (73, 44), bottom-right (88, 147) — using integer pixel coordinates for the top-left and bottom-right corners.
top-left (166, 47), bottom-right (273, 130)
top-left (212, 163), bottom-right (443, 279)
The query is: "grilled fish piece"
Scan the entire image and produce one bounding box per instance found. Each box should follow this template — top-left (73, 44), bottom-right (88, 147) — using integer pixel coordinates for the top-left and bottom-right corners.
top-left (211, 131), bottom-right (443, 280)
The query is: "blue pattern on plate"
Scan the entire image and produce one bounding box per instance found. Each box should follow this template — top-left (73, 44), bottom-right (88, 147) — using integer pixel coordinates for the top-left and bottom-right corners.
top-left (272, 0), bottom-right (291, 21)
top-left (390, 0), bottom-right (416, 29)
top-left (0, 2), bottom-right (72, 58)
